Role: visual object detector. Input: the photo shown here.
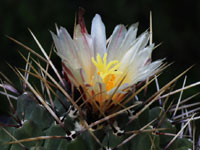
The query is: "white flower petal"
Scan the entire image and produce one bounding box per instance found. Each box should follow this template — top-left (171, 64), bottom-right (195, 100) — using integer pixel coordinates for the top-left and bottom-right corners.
top-left (130, 60), bottom-right (163, 84)
top-left (120, 31), bottom-right (150, 67)
top-left (107, 25), bottom-right (127, 61)
top-left (91, 14), bottom-right (106, 57)
top-left (133, 44), bottom-right (154, 67)
top-left (51, 28), bottom-right (80, 69)
top-left (74, 34), bottom-right (95, 80)
top-left (120, 23), bottom-right (138, 52)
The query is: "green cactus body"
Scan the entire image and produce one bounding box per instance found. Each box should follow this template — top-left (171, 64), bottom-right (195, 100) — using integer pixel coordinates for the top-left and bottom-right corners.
top-left (0, 90), bottom-right (194, 150)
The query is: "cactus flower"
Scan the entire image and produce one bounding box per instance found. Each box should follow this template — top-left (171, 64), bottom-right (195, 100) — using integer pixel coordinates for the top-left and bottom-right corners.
top-left (51, 14), bottom-right (162, 114)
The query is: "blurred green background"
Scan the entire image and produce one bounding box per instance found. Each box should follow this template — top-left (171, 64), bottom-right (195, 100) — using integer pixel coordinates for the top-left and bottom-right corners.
top-left (0, 0), bottom-right (200, 115)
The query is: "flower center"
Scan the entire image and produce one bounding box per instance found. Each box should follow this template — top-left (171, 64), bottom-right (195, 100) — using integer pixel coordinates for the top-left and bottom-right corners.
top-left (92, 53), bottom-right (122, 91)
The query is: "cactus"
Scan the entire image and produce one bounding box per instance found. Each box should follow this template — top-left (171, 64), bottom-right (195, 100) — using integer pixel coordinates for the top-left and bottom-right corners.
top-left (0, 10), bottom-right (200, 150)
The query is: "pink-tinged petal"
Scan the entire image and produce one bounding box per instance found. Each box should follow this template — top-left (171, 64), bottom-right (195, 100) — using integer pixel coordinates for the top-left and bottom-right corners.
top-left (107, 25), bottom-right (127, 61)
top-left (74, 33), bottom-right (95, 79)
top-left (80, 68), bottom-right (85, 83)
top-left (63, 63), bottom-right (90, 87)
top-left (78, 8), bottom-right (88, 34)
top-left (59, 27), bottom-right (78, 55)
top-left (72, 23), bottom-right (96, 79)
top-left (62, 63), bottom-right (78, 83)
top-left (51, 28), bottom-right (80, 68)
top-left (79, 68), bottom-right (90, 84)
top-left (91, 14), bottom-right (106, 57)
top-left (76, 13), bottom-right (94, 63)
top-left (74, 24), bottom-right (94, 58)
top-left (74, 29), bottom-right (94, 55)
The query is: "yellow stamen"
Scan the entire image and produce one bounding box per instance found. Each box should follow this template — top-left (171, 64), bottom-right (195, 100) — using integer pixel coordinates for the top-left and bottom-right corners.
top-left (92, 53), bottom-right (122, 91)
top-left (103, 53), bottom-right (107, 66)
